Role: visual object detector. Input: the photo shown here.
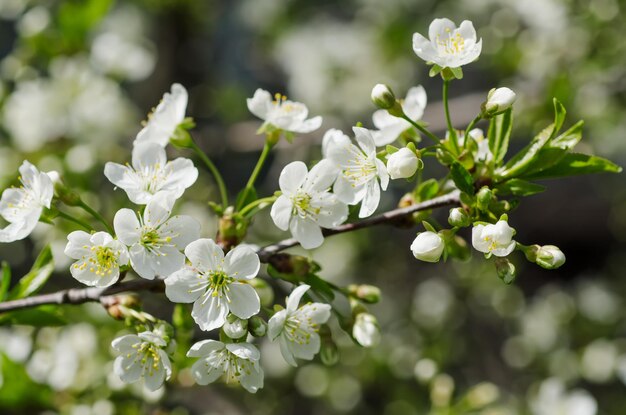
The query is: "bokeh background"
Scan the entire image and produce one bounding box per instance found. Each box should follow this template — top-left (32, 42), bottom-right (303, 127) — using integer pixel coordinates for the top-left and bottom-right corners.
top-left (0, 0), bottom-right (625, 414)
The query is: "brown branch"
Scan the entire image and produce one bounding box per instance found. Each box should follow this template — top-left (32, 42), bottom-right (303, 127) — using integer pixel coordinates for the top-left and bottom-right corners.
top-left (0, 192), bottom-right (460, 314)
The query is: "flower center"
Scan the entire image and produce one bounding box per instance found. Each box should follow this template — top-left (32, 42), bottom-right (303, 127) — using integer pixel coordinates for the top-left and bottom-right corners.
top-left (133, 341), bottom-right (162, 374)
top-left (436, 29), bottom-right (466, 55)
top-left (135, 162), bottom-right (170, 194)
top-left (291, 190), bottom-right (321, 219)
top-left (208, 270), bottom-right (233, 297)
top-left (284, 314), bottom-right (317, 345)
top-left (73, 245), bottom-right (118, 276)
top-left (343, 153), bottom-right (377, 188)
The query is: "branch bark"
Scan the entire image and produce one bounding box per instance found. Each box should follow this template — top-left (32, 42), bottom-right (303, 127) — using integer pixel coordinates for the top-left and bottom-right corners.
top-left (0, 192), bottom-right (460, 314)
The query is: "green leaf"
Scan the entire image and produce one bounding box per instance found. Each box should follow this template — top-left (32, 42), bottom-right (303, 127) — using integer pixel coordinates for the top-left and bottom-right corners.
top-left (7, 245), bottom-right (54, 300)
top-left (496, 123), bottom-right (554, 180)
top-left (450, 161), bottom-right (475, 195)
top-left (548, 120), bottom-right (584, 150)
top-left (235, 186), bottom-right (258, 211)
top-left (415, 179), bottom-right (439, 201)
top-left (522, 153), bottom-right (622, 180)
top-left (552, 98), bottom-right (566, 135)
top-left (305, 274), bottom-right (335, 302)
top-left (0, 262), bottom-right (10, 302)
top-left (487, 108), bottom-right (513, 164)
top-left (0, 306), bottom-right (66, 326)
top-left (495, 179), bottom-right (546, 196)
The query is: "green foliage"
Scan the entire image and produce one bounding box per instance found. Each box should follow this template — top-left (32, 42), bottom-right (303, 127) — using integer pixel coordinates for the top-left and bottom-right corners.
top-left (487, 108), bottom-right (512, 164)
top-left (7, 246), bottom-right (54, 301)
top-left (449, 161), bottom-right (475, 195)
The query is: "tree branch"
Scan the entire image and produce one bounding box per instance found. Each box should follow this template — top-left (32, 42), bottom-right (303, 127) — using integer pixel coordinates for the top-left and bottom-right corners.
top-left (0, 192), bottom-right (460, 314)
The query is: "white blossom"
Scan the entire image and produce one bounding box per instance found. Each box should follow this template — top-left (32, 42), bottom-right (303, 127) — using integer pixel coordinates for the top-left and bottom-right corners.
top-left (531, 378), bottom-right (597, 415)
top-left (412, 18), bottom-right (482, 68)
top-left (104, 141), bottom-right (198, 205)
top-left (321, 128), bottom-right (351, 158)
top-left (270, 160), bottom-right (348, 250)
top-left (111, 329), bottom-right (173, 391)
top-left (268, 284), bottom-right (331, 366)
top-left (187, 339), bottom-right (264, 393)
top-left (135, 83), bottom-right (188, 147)
top-left (485, 87), bottom-right (516, 114)
top-left (472, 220), bottom-right (516, 257)
top-left (410, 231), bottom-right (445, 263)
top-left (386, 148), bottom-right (419, 180)
top-left (372, 86), bottom-right (427, 146)
top-left (352, 313), bottom-right (380, 347)
top-left (246, 89), bottom-right (322, 134)
top-left (0, 161), bottom-right (54, 243)
top-left (536, 245), bottom-right (566, 269)
top-left (326, 127), bottom-right (389, 218)
top-left (64, 231), bottom-right (129, 287)
top-left (370, 83), bottom-right (396, 109)
top-left (113, 192), bottom-right (200, 280)
top-left (164, 239), bottom-right (261, 331)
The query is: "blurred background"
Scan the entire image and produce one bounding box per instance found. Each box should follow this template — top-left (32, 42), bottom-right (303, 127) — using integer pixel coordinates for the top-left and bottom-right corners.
top-left (0, 0), bottom-right (625, 414)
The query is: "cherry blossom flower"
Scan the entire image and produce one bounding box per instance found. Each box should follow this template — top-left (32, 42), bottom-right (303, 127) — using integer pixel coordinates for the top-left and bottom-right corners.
top-left (246, 89), bottom-right (322, 134)
top-left (372, 86), bottom-right (427, 146)
top-left (270, 160), bottom-right (348, 249)
top-left (0, 161), bottom-right (54, 243)
top-left (326, 127), bottom-right (389, 218)
top-left (387, 148), bottom-right (419, 179)
top-left (268, 284), bottom-right (331, 366)
top-left (413, 18), bottom-right (482, 68)
top-left (113, 192), bottom-right (199, 280)
top-left (187, 339), bottom-right (264, 393)
top-left (104, 141), bottom-right (197, 205)
top-left (134, 83), bottom-right (188, 147)
top-left (472, 220), bottom-right (516, 257)
top-left (352, 313), bottom-right (381, 347)
top-left (484, 87), bottom-right (516, 115)
top-left (411, 231), bottom-right (445, 262)
top-left (164, 239), bottom-right (260, 331)
top-left (64, 231), bottom-right (129, 287)
top-left (111, 329), bottom-right (173, 391)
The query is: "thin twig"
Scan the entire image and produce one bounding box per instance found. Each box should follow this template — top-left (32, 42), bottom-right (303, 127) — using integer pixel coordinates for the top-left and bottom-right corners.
top-left (0, 192), bottom-right (460, 314)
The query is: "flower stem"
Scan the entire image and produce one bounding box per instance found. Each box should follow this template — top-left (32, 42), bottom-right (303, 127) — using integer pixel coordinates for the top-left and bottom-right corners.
top-left (463, 115), bottom-right (482, 147)
top-left (443, 79), bottom-right (460, 154)
top-left (236, 141), bottom-right (274, 212)
top-left (189, 141), bottom-right (229, 210)
top-left (400, 115), bottom-right (441, 145)
top-left (76, 200), bottom-right (114, 234)
top-left (239, 195), bottom-right (279, 217)
top-left (55, 210), bottom-right (93, 231)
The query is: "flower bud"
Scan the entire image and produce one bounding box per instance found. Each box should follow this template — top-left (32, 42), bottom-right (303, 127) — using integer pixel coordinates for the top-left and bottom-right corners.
top-left (484, 87), bottom-right (516, 115)
top-left (410, 231), bottom-right (445, 263)
top-left (448, 207), bottom-right (470, 227)
top-left (536, 245), bottom-right (565, 269)
top-left (248, 316), bottom-right (268, 337)
top-left (371, 83), bottom-right (396, 109)
top-left (352, 313), bottom-right (380, 347)
top-left (223, 315), bottom-right (248, 339)
top-left (495, 257), bottom-right (516, 284)
top-left (347, 284), bottom-right (381, 304)
top-left (476, 186), bottom-right (492, 211)
top-left (320, 340), bottom-right (340, 366)
top-left (387, 148), bottom-right (419, 179)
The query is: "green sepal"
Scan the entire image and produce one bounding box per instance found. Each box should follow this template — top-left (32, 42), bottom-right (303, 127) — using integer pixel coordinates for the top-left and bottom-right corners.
top-left (7, 245), bottom-right (54, 300)
top-left (421, 221), bottom-right (437, 233)
top-left (385, 145), bottom-right (399, 155)
top-left (429, 64), bottom-right (443, 77)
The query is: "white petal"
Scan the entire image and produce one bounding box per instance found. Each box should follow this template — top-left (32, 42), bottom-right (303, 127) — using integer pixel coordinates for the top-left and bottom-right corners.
top-left (315, 197), bottom-right (348, 228)
top-left (164, 267), bottom-right (205, 303)
top-left (239, 362), bottom-right (264, 393)
top-left (113, 209), bottom-right (141, 245)
top-left (159, 215), bottom-right (200, 248)
top-left (290, 216), bottom-right (323, 249)
top-left (352, 127), bottom-right (376, 155)
top-left (184, 238), bottom-right (224, 273)
top-left (111, 334), bottom-right (141, 352)
top-left (144, 192), bottom-right (174, 228)
top-left (64, 230), bottom-right (93, 259)
top-left (359, 180), bottom-right (380, 218)
top-left (270, 195), bottom-right (293, 231)
top-left (161, 158), bottom-right (198, 196)
top-left (246, 89), bottom-right (272, 120)
top-left (190, 358), bottom-right (224, 385)
top-left (472, 224), bottom-right (488, 253)
top-left (290, 332), bottom-right (321, 361)
top-left (227, 283), bottom-right (260, 319)
top-left (403, 86), bottom-right (427, 120)
top-left (291, 115), bottom-right (322, 133)
top-left (321, 129), bottom-right (351, 158)
top-left (304, 159), bottom-right (338, 192)
top-left (152, 246), bottom-right (186, 277)
top-left (129, 245), bottom-right (156, 280)
top-left (192, 293), bottom-right (229, 331)
top-left (114, 355), bottom-right (142, 384)
top-left (375, 158), bottom-right (390, 191)
top-left (286, 284), bottom-right (310, 312)
top-left (187, 339), bottom-right (225, 357)
top-left (333, 174), bottom-right (361, 205)
top-left (429, 18), bottom-right (457, 41)
top-left (279, 161), bottom-right (308, 194)
top-left (267, 309), bottom-right (287, 341)
top-left (131, 142), bottom-right (167, 171)
top-left (299, 303), bottom-right (331, 324)
top-left (412, 33), bottom-right (438, 62)
top-left (226, 343), bottom-right (261, 361)
top-left (143, 360), bottom-right (167, 391)
top-left (223, 245), bottom-right (260, 280)
top-left (279, 335), bottom-right (299, 367)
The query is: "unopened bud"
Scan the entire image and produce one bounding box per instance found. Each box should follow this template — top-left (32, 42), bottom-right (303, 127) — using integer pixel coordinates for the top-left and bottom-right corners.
top-left (352, 313), bottom-right (381, 347)
top-left (410, 231), bottom-right (445, 263)
top-left (371, 84), bottom-right (396, 109)
top-left (387, 148), bottom-right (419, 179)
top-left (248, 316), bottom-right (267, 337)
top-left (320, 340), bottom-right (340, 366)
top-left (169, 119), bottom-right (195, 148)
top-left (348, 284), bottom-right (381, 304)
top-left (483, 87), bottom-right (516, 116)
top-left (448, 207), bottom-right (470, 227)
top-left (477, 187), bottom-right (493, 211)
top-left (223, 315), bottom-right (248, 339)
top-left (495, 257), bottom-right (516, 284)
top-left (536, 245), bottom-right (565, 269)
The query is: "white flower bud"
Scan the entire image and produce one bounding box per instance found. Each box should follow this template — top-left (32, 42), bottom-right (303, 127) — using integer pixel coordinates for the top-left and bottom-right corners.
top-left (371, 83), bottom-right (396, 109)
top-left (485, 87), bottom-right (516, 114)
top-left (223, 316), bottom-right (248, 339)
top-left (536, 245), bottom-right (565, 269)
top-left (387, 148), bottom-right (419, 179)
top-left (448, 207), bottom-right (470, 227)
top-left (410, 231), bottom-right (445, 263)
top-left (352, 313), bottom-right (380, 347)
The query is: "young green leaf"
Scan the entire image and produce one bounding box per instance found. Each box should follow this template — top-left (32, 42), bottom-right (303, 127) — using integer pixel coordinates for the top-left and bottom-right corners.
top-left (521, 153), bottom-right (622, 180)
top-left (0, 306), bottom-right (66, 326)
top-left (552, 98), bottom-right (566, 136)
top-left (0, 262), bottom-right (10, 302)
top-left (235, 186), bottom-right (258, 211)
top-left (496, 123), bottom-right (554, 180)
top-left (547, 120), bottom-right (584, 150)
top-left (450, 161), bottom-right (475, 195)
top-left (495, 179), bottom-right (546, 196)
top-left (7, 245), bottom-right (54, 300)
top-left (416, 179), bottom-right (440, 201)
top-left (487, 108), bottom-right (513, 164)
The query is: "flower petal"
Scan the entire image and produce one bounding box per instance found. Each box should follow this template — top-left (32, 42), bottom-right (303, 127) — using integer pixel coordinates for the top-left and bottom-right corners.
top-left (113, 209), bottom-right (141, 246)
top-left (227, 283), bottom-right (260, 320)
top-left (358, 180), bottom-right (380, 218)
top-left (164, 267), bottom-right (205, 303)
top-left (286, 284), bottom-right (310, 312)
top-left (223, 245), bottom-right (260, 280)
top-left (267, 309), bottom-right (287, 341)
top-left (187, 339), bottom-right (225, 357)
top-left (192, 293), bottom-right (229, 331)
top-left (270, 195), bottom-right (293, 231)
top-left (144, 192), bottom-right (175, 228)
top-left (160, 215), bottom-right (200, 248)
top-left (247, 89), bottom-right (272, 120)
top-left (304, 159), bottom-right (338, 192)
top-left (289, 216), bottom-right (323, 249)
top-left (279, 161), bottom-right (308, 194)
top-left (352, 126), bottom-right (376, 155)
top-left (184, 238), bottom-right (224, 273)
top-left (131, 142), bottom-right (167, 171)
